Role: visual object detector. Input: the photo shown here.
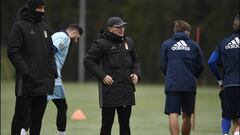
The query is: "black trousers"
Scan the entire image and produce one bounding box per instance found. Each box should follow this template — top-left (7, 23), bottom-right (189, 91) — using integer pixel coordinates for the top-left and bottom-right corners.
top-left (100, 106), bottom-right (132, 135)
top-left (21, 98), bottom-right (68, 132)
top-left (52, 99), bottom-right (68, 131)
top-left (11, 95), bottom-right (47, 135)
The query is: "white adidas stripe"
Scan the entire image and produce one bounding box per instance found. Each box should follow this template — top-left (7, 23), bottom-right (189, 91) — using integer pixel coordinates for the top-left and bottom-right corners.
top-left (234, 37), bottom-right (239, 44)
top-left (231, 40), bottom-right (237, 45)
top-left (180, 40), bottom-right (188, 46)
top-left (176, 42), bottom-right (183, 46)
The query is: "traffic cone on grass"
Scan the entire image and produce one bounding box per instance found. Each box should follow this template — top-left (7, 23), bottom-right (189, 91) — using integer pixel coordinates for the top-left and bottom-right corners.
top-left (71, 109), bottom-right (87, 120)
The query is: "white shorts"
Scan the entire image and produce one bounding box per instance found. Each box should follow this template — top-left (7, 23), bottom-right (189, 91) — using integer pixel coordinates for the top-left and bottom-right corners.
top-left (47, 85), bottom-right (65, 101)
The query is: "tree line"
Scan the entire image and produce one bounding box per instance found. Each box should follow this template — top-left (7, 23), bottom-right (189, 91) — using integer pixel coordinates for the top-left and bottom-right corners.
top-left (1, 0), bottom-right (239, 84)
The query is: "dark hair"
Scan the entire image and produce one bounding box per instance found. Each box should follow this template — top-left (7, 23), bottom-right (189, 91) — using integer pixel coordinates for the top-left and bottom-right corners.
top-left (67, 24), bottom-right (83, 35)
top-left (174, 20), bottom-right (192, 33)
top-left (233, 14), bottom-right (239, 30)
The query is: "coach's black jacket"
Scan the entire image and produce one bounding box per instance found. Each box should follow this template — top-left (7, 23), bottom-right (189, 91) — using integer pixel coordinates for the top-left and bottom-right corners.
top-left (7, 7), bottom-right (57, 96)
top-left (84, 29), bottom-right (141, 107)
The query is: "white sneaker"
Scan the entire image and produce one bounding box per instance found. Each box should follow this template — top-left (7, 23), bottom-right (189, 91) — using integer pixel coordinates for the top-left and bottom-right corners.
top-left (20, 128), bottom-right (27, 135)
top-left (58, 131), bottom-right (65, 135)
top-left (234, 131), bottom-right (239, 135)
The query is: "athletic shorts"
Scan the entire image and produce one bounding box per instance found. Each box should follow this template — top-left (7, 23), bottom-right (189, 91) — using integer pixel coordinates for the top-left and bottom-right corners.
top-left (219, 90), bottom-right (228, 119)
top-left (47, 85), bottom-right (66, 101)
top-left (220, 86), bottom-right (240, 119)
top-left (164, 91), bottom-right (196, 115)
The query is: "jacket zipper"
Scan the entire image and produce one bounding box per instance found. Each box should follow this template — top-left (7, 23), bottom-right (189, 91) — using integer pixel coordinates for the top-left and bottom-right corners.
top-left (119, 42), bottom-right (128, 108)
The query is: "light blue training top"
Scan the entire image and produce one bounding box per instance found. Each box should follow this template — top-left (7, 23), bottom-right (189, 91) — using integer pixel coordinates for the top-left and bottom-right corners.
top-left (52, 31), bottom-right (71, 86)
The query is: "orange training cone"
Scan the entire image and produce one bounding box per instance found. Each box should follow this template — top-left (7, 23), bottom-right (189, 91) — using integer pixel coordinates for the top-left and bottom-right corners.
top-left (71, 109), bottom-right (87, 120)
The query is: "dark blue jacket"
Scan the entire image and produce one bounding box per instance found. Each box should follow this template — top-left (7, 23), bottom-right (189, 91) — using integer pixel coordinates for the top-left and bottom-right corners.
top-left (208, 31), bottom-right (240, 88)
top-left (160, 32), bottom-right (204, 92)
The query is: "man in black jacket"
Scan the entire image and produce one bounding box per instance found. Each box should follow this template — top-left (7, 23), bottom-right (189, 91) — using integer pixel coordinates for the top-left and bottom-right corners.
top-left (84, 17), bottom-right (141, 135)
top-left (7, 0), bottom-right (57, 135)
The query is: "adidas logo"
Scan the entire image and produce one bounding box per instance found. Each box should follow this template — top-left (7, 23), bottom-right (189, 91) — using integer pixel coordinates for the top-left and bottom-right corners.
top-left (225, 37), bottom-right (240, 49)
top-left (171, 40), bottom-right (190, 51)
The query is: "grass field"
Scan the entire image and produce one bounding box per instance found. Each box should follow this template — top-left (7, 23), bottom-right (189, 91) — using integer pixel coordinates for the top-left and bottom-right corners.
top-left (1, 81), bottom-right (223, 135)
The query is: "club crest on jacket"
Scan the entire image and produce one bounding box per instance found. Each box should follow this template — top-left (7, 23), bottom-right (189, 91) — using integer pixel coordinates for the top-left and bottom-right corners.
top-left (125, 43), bottom-right (128, 50)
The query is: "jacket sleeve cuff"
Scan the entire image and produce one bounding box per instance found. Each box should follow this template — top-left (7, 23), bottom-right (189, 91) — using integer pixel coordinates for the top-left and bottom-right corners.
top-left (97, 72), bottom-right (107, 81)
top-left (131, 71), bottom-right (141, 80)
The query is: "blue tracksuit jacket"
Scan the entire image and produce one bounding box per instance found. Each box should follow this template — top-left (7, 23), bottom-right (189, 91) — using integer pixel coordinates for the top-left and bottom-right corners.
top-left (160, 32), bottom-right (204, 92)
top-left (208, 31), bottom-right (240, 88)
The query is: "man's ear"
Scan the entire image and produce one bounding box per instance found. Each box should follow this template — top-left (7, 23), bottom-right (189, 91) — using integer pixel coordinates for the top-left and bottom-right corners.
top-left (185, 30), bottom-right (190, 37)
top-left (108, 27), bottom-right (112, 32)
top-left (72, 30), bottom-right (78, 36)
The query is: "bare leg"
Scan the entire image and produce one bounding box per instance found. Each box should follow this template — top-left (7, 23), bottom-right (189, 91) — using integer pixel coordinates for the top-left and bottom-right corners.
top-left (233, 119), bottom-right (238, 134)
top-left (181, 113), bottom-right (191, 135)
top-left (233, 118), bottom-right (240, 135)
top-left (169, 113), bottom-right (179, 135)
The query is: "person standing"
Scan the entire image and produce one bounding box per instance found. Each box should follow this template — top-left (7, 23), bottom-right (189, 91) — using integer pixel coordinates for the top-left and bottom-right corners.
top-left (47, 24), bottom-right (83, 135)
top-left (20, 24), bottom-right (83, 135)
top-left (208, 14), bottom-right (239, 135)
top-left (160, 20), bottom-right (204, 135)
top-left (7, 0), bottom-right (57, 135)
top-left (84, 17), bottom-right (141, 135)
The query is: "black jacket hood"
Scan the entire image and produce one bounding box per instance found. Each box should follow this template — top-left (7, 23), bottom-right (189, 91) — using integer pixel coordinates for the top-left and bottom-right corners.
top-left (17, 7), bottom-right (33, 22)
top-left (17, 6), bottom-right (44, 23)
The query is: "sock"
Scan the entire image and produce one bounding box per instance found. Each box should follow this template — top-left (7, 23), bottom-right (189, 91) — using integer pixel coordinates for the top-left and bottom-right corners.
top-left (221, 118), bottom-right (231, 135)
top-left (59, 131), bottom-right (65, 135)
top-left (234, 131), bottom-right (239, 135)
top-left (20, 128), bottom-right (27, 135)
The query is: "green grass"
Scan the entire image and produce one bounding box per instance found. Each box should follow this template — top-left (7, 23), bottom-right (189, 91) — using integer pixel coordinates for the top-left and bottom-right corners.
top-left (1, 81), bottom-right (222, 135)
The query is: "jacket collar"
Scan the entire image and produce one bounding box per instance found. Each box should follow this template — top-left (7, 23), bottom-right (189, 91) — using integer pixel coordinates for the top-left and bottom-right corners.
top-left (172, 32), bottom-right (190, 40)
top-left (97, 29), bottom-right (125, 44)
top-left (233, 29), bottom-right (240, 35)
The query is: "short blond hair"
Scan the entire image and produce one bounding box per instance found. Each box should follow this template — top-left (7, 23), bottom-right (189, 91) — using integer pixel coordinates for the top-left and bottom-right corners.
top-left (174, 20), bottom-right (192, 33)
